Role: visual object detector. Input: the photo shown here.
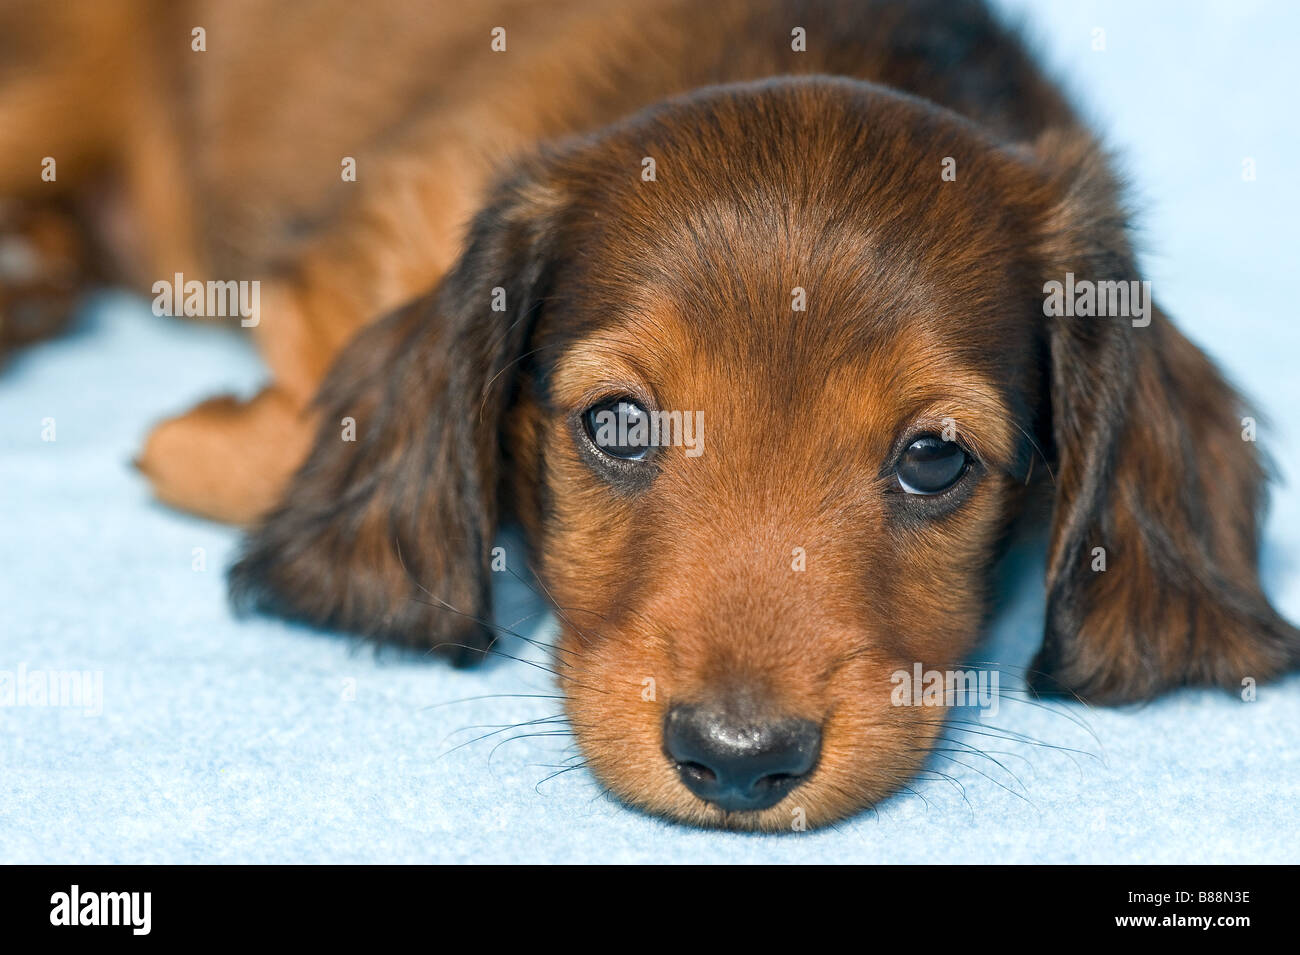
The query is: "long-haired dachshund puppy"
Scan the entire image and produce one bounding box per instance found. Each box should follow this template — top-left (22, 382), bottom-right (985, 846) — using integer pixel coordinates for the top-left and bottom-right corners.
top-left (3, 0), bottom-right (1296, 829)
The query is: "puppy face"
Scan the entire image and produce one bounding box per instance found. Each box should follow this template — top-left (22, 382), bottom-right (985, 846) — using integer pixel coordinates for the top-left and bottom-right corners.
top-left (233, 78), bottom-right (1297, 829)
top-left (523, 313), bottom-right (1022, 827)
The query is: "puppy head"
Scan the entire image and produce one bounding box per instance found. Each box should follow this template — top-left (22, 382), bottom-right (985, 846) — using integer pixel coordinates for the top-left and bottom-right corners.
top-left (232, 78), bottom-right (1297, 829)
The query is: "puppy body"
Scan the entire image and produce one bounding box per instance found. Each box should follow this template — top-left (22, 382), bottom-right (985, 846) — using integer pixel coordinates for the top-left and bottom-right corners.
top-left (4, 0), bottom-right (1295, 829)
top-left (2, 0), bottom-right (1075, 520)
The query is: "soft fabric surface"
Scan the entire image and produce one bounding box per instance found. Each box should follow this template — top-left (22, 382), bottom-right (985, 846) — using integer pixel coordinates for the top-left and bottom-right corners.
top-left (3, 0), bottom-right (1298, 863)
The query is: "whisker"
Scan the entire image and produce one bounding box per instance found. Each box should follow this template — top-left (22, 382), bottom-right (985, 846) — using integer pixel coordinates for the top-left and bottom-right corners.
top-left (393, 537), bottom-right (574, 668)
top-left (506, 565), bottom-right (601, 650)
top-left (954, 392), bottom-right (1055, 487)
top-left (437, 714), bottom-right (569, 758)
top-left (478, 342), bottom-right (569, 425)
top-left (425, 639), bottom-right (609, 696)
top-left (892, 784), bottom-right (933, 813)
top-left (496, 608), bottom-right (580, 659)
top-left (408, 596), bottom-right (573, 668)
top-left (928, 752), bottom-right (1034, 807)
top-left (922, 744), bottom-right (1029, 796)
top-left (405, 600), bottom-right (569, 670)
top-left (488, 730), bottom-right (575, 763)
top-left (535, 764), bottom-right (588, 792)
top-left (422, 692), bottom-right (564, 712)
top-left (926, 719), bottom-right (1101, 763)
top-left (441, 714), bottom-right (569, 745)
top-left (962, 660), bottom-right (1102, 736)
top-left (899, 768), bottom-right (975, 818)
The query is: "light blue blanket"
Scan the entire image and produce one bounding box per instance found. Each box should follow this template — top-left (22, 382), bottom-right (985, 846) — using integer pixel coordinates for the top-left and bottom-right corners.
top-left (3, 0), bottom-right (1297, 863)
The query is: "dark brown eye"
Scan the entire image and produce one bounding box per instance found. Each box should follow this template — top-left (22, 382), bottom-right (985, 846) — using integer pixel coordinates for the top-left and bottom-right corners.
top-left (583, 398), bottom-right (652, 460)
top-left (896, 434), bottom-right (968, 494)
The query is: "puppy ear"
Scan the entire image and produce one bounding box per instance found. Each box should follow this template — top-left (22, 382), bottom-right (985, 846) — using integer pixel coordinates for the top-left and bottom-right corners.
top-left (229, 166), bottom-right (565, 663)
top-left (1027, 133), bottom-right (1298, 701)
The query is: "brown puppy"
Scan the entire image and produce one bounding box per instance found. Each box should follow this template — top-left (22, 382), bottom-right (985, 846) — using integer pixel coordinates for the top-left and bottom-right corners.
top-left (3, 0), bottom-right (1296, 829)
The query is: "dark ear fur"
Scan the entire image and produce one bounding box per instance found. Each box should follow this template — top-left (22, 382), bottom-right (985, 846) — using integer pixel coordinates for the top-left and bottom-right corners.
top-left (229, 164), bottom-right (564, 663)
top-left (1028, 131), bottom-right (1299, 701)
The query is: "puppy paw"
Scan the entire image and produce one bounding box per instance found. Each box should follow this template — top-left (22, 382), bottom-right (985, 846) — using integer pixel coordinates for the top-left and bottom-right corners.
top-left (136, 385), bottom-right (316, 524)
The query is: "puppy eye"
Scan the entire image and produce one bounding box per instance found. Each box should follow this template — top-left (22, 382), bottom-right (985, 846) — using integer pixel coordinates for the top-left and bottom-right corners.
top-left (583, 398), bottom-right (653, 460)
top-left (895, 434), bottom-right (968, 495)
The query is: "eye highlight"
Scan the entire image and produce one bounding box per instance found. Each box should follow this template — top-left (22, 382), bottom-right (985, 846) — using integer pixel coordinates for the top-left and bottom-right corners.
top-left (895, 434), bottom-right (968, 495)
top-left (583, 397), bottom-right (653, 461)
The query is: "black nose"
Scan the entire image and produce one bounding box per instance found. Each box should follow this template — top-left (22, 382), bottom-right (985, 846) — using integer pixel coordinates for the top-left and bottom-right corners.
top-left (663, 703), bottom-right (821, 812)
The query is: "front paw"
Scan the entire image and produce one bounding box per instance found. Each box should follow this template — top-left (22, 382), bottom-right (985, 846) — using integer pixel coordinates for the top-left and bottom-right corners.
top-left (136, 386), bottom-right (315, 524)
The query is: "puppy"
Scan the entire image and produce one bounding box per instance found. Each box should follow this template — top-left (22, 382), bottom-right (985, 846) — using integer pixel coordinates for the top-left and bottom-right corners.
top-left (3, 0), bottom-right (1295, 829)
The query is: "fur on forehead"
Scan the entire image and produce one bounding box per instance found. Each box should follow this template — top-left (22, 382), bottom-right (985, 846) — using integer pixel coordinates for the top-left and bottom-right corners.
top-left (541, 77), bottom-right (1042, 316)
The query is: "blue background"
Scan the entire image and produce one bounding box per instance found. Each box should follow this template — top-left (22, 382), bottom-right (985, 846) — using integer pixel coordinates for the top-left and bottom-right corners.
top-left (2, 0), bottom-right (1298, 862)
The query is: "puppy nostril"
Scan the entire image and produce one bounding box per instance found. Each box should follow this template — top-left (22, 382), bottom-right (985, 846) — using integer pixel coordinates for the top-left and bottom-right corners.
top-left (677, 761), bottom-right (717, 785)
top-left (664, 702), bottom-right (821, 813)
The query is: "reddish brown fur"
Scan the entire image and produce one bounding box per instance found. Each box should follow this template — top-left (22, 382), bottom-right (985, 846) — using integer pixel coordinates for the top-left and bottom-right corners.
top-left (3, 0), bottom-right (1295, 829)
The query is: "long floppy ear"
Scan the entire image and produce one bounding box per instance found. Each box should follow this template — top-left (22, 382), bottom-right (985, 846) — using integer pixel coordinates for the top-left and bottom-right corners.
top-left (1027, 132), bottom-right (1298, 702)
top-left (229, 165), bottom-right (565, 664)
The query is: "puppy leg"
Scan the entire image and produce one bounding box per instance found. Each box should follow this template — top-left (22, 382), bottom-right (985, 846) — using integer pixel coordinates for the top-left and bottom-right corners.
top-left (137, 138), bottom-right (487, 521)
top-left (134, 273), bottom-right (345, 524)
top-left (133, 232), bottom-right (448, 522)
